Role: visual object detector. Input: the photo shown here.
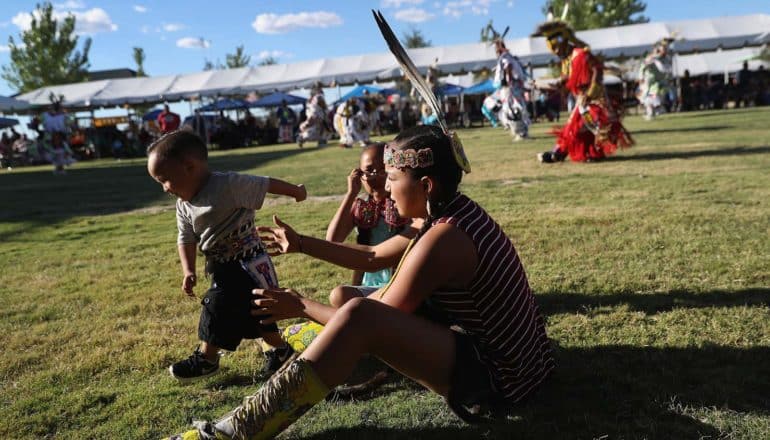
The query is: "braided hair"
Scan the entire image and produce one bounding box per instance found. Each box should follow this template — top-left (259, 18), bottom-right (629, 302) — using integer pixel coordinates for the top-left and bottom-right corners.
top-left (391, 125), bottom-right (463, 239)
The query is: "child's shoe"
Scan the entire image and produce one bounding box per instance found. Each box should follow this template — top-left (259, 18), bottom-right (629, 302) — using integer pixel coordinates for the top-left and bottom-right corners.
top-left (166, 421), bottom-right (230, 440)
top-left (261, 344), bottom-right (294, 375)
top-left (169, 348), bottom-right (219, 383)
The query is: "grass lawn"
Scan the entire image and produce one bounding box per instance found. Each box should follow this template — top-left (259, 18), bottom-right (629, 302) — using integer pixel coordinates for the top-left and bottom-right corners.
top-left (1, 107), bottom-right (768, 439)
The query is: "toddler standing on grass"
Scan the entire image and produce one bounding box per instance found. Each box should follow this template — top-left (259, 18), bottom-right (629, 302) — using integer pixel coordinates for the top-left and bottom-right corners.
top-left (147, 130), bottom-right (305, 382)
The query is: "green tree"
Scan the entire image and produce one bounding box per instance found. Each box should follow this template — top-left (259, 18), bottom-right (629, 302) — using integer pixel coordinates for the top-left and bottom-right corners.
top-left (132, 47), bottom-right (146, 76)
top-left (258, 57), bottom-right (277, 66)
top-left (401, 28), bottom-right (431, 48)
top-left (2, 2), bottom-right (91, 93)
top-left (225, 45), bottom-right (251, 69)
top-left (542, 0), bottom-right (649, 31)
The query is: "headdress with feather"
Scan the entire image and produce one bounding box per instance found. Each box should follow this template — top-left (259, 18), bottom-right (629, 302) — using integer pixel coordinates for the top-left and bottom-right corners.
top-left (484, 22), bottom-right (510, 48)
top-left (532, 20), bottom-right (586, 54)
top-left (373, 10), bottom-right (471, 173)
top-left (532, 1), bottom-right (586, 55)
top-left (654, 33), bottom-right (678, 52)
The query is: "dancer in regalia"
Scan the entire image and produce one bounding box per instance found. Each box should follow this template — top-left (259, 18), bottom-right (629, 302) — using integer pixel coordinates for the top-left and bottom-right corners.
top-left (333, 97), bottom-right (372, 148)
top-left (491, 27), bottom-right (532, 141)
top-left (533, 19), bottom-right (632, 163)
top-left (297, 83), bottom-right (330, 148)
top-left (638, 37), bottom-right (675, 120)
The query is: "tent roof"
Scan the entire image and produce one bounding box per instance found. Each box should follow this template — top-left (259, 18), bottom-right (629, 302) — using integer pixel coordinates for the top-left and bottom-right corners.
top-left (437, 83), bottom-right (464, 96)
top-left (0, 95), bottom-right (31, 113)
top-left (673, 47), bottom-right (769, 77)
top-left (464, 79), bottom-right (496, 95)
top-left (0, 116), bottom-right (20, 128)
top-left (13, 13), bottom-right (769, 110)
top-left (335, 85), bottom-right (398, 105)
top-left (199, 98), bottom-right (249, 111)
top-left (250, 92), bottom-right (307, 108)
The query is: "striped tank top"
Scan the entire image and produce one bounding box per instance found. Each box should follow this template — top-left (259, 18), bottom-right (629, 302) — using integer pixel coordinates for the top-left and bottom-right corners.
top-left (430, 193), bottom-right (554, 402)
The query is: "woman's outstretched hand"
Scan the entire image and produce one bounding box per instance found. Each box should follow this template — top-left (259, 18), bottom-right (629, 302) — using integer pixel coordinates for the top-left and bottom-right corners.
top-left (251, 287), bottom-right (305, 324)
top-left (258, 215), bottom-right (299, 256)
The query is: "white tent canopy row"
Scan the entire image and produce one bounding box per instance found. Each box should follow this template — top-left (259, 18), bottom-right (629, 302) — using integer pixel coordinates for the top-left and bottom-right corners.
top-left (673, 46), bottom-right (768, 78)
top-left (599, 46), bottom-right (769, 84)
top-left (11, 13), bottom-right (769, 110)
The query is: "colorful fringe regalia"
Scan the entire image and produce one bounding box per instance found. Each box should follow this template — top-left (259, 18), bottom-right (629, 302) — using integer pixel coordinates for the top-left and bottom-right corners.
top-left (638, 37), bottom-right (675, 119)
top-left (554, 47), bottom-right (633, 162)
top-left (533, 19), bottom-right (633, 163)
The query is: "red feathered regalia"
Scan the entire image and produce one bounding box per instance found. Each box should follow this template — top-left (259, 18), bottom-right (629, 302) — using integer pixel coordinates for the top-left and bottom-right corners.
top-left (533, 21), bottom-right (633, 163)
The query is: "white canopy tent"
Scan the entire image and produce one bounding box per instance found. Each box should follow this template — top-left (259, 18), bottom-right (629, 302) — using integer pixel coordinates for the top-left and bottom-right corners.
top-left (674, 47), bottom-right (768, 78)
top-left (13, 14), bottom-right (769, 109)
top-left (0, 95), bottom-right (32, 113)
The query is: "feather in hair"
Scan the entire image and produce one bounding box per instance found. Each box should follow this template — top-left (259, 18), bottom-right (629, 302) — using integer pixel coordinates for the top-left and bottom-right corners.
top-left (372, 10), bottom-right (471, 173)
top-left (373, 10), bottom-right (447, 134)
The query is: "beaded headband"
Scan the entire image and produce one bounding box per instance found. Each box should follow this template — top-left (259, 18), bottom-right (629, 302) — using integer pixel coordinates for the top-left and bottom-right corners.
top-left (384, 144), bottom-right (434, 169)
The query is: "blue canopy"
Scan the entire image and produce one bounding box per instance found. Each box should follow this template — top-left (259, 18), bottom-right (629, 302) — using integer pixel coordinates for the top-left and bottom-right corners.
top-left (249, 92), bottom-right (306, 108)
top-left (436, 83), bottom-right (464, 97)
top-left (335, 85), bottom-right (398, 105)
top-left (0, 117), bottom-right (19, 129)
top-left (200, 98), bottom-right (249, 111)
top-left (463, 79), bottom-right (496, 95)
top-left (142, 109), bottom-right (162, 121)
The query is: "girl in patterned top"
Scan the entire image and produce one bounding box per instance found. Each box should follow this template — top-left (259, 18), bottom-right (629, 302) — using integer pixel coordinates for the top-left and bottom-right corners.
top-left (325, 142), bottom-right (409, 308)
top-left (166, 124), bottom-right (553, 440)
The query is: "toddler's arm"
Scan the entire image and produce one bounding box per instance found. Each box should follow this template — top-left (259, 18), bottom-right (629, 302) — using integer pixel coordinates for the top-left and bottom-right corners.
top-left (178, 243), bottom-right (197, 297)
top-left (267, 177), bottom-right (307, 202)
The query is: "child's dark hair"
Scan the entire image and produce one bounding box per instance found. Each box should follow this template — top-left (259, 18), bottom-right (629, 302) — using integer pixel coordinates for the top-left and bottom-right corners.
top-left (362, 141), bottom-right (386, 159)
top-left (392, 125), bottom-right (463, 238)
top-left (147, 130), bottom-right (208, 162)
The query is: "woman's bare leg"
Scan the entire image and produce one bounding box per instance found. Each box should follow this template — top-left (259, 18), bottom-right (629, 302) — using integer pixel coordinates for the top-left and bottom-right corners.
top-left (301, 297), bottom-right (456, 396)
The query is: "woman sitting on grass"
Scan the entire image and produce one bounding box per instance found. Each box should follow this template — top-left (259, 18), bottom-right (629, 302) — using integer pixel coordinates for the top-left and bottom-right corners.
top-left (167, 124), bottom-right (554, 440)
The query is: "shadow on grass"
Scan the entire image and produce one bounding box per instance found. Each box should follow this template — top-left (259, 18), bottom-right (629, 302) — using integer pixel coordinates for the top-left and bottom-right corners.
top-left (0, 145), bottom-right (313, 239)
top-left (686, 107), bottom-right (766, 119)
top-left (297, 344), bottom-right (769, 439)
top-left (631, 124), bottom-right (733, 135)
top-left (292, 289), bottom-right (769, 438)
top-left (536, 287), bottom-right (770, 316)
top-left (606, 144), bottom-right (770, 162)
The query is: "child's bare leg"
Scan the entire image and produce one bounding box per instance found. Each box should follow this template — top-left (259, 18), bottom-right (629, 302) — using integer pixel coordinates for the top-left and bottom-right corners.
top-left (329, 285), bottom-right (364, 308)
top-left (199, 341), bottom-right (219, 361)
top-left (261, 331), bottom-right (288, 348)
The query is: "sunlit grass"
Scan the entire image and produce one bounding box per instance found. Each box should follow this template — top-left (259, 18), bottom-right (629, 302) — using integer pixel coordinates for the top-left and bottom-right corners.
top-left (1, 107), bottom-right (768, 439)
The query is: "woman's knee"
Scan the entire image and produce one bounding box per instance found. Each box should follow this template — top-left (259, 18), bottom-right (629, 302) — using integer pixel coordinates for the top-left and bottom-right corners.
top-left (333, 296), bottom-right (377, 328)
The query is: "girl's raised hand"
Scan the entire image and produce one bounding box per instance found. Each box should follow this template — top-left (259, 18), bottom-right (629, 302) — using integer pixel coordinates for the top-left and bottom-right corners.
top-left (348, 168), bottom-right (363, 195)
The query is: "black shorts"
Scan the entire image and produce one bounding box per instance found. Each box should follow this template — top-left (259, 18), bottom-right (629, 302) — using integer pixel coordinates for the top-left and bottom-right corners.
top-left (415, 299), bottom-right (501, 421)
top-left (198, 258), bottom-right (279, 351)
top-left (447, 331), bottom-right (501, 423)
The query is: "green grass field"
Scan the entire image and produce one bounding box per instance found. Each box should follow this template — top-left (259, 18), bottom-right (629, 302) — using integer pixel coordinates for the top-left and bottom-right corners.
top-left (1, 107), bottom-right (769, 439)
